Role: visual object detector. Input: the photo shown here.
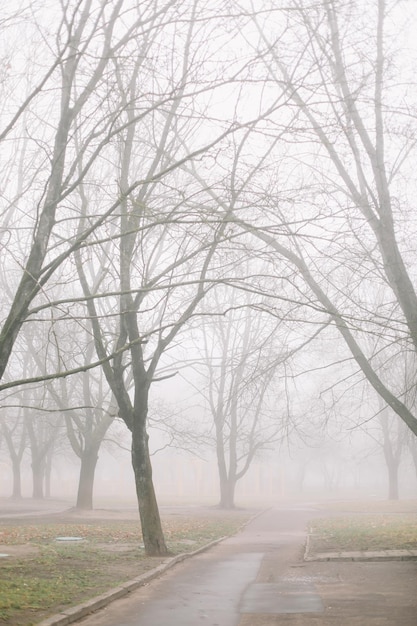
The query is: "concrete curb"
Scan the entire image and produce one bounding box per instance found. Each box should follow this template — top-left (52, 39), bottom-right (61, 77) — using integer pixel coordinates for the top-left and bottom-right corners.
top-left (36, 509), bottom-right (266, 626)
top-left (303, 526), bottom-right (312, 562)
top-left (304, 548), bottom-right (417, 562)
top-left (36, 538), bottom-right (226, 626)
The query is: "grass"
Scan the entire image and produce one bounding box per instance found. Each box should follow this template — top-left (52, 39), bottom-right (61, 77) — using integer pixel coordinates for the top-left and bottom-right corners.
top-left (4, 504), bottom-right (415, 624)
top-left (1, 546), bottom-right (109, 619)
top-left (0, 518), bottom-right (244, 547)
top-left (309, 513), bottom-right (417, 553)
top-left (0, 512), bottom-right (252, 625)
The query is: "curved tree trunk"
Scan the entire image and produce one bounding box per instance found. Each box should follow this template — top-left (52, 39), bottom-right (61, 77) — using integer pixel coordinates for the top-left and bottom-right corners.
top-left (131, 419), bottom-right (168, 556)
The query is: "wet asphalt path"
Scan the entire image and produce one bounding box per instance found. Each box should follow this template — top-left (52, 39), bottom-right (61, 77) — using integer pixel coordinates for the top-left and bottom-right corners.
top-left (77, 505), bottom-right (417, 626)
top-left (77, 505), bottom-right (319, 626)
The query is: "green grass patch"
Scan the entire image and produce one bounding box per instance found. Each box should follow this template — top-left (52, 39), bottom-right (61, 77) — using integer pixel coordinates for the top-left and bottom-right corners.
top-left (0, 548), bottom-right (106, 621)
top-left (0, 544), bottom-right (124, 624)
top-left (163, 516), bottom-right (247, 551)
top-left (309, 513), bottom-right (417, 553)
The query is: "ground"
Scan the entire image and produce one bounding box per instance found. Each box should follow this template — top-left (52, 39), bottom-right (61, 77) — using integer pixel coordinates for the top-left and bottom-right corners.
top-left (0, 498), bottom-right (255, 625)
top-left (0, 498), bottom-right (416, 626)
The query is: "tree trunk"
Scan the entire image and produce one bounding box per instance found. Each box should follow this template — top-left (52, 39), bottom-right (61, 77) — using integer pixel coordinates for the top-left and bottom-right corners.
top-left (409, 440), bottom-right (417, 484)
top-left (219, 477), bottom-right (236, 509)
top-left (11, 459), bottom-right (22, 499)
top-left (76, 446), bottom-right (100, 510)
top-left (44, 446), bottom-right (54, 499)
top-left (380, 411), bottom-right (402, 501)
top-left (32, 458), bottom-right (45, 499)
top-left (387, 462), bottom-right (399, 500)
top-left (295, 463), bottom-right (306, 493)
top-left (131, 420), bottom-right (168, 556)
top-left (215, 417), bottom-right (236, 508)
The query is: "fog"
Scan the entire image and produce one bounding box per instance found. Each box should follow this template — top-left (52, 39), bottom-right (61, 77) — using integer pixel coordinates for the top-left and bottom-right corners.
top-left (2, 359), bottom-right (416, 507)
top-left (2, 429), bottom-right (415, 507)
top-left (0, 1), bottom-right (417, 561)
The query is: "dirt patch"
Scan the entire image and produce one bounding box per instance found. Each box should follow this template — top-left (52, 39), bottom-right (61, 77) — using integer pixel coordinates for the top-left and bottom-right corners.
top-left (0, 543), bottom-right (40, 557)
top-left (94, 541), bottom-right (141, 552)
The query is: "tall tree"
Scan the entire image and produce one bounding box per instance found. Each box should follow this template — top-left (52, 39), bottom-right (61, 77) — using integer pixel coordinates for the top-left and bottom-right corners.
top-left (0, 410), bottom-right (26, 498)
top-left (0, 0), bottom-right (236, 386)
top-left (193, 289), bottom-right (290, 508)
top-left (0, 0), bottom-right (136, 377)
top-left (225, 0), bottom-right (417, 437)
top-left (378, 406), bottom-right (408, 500)
top-left (29, 321), bottom-right (116, 510)
top-left (0, 0), bottom-right (267, 553)
top-left (71, 0), bottom-right (248, 552)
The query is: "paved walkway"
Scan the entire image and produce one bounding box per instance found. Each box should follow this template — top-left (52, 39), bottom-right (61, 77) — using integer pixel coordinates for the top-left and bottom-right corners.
top-left (65, 505), bottom-right (417, 626)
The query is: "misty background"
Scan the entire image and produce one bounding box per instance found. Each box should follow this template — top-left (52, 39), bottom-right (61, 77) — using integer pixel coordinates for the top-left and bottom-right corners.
top-left (1, 0), bottom-right (417, 553)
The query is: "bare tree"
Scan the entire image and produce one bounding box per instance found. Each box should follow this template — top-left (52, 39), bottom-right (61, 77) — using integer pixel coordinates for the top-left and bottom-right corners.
top-left (0, 0), bottom-right (271, 553)
top-left (63, 376), bottom-right (116, 511)
top-left (0, 0), bottom-right (137, 376)
top-left (378, 406), bottom-right (408, 500)
top-left (69, 0), bottom-right (248, 552)
top-left (0, 0), bottom-right (237, 384)
top-left (24, 402), bottom-right (63, 500)
top-left (0, 409), bottom-right (26, 498)
top-left (39, 342), bottom-right (116, 511)
top-left (76, 212), bottom-right (227, 551)
top-left (193, 291), bottom-right (290, 508)
top-left (222, 0), bottom-right (417, 437)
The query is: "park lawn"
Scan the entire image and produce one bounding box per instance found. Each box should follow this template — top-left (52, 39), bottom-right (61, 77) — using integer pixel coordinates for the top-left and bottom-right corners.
top-left (0, 512), bottom-right (251, 626)
top-left (309, 512), bottom-right (417, 553)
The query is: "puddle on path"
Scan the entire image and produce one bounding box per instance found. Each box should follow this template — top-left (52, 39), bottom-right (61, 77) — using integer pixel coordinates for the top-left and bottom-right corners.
top-left (241, 582), bottom-right (325, 614)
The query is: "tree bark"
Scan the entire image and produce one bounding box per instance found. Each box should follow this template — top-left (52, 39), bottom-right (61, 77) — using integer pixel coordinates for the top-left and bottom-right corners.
top-left (386, 462), bottom-right (399, 501)
top-left (31, 457), bottom-right (45, 499)
top-left (219, 477), bottom-right (236, 509)
top-left (382, 440), bottom-right (401, 501)
top-left (408, 439), bottom-right (417, 485)
top-left (11, 459), bottom-right (22, 499)
top-left (1, 422), bottom-right (25, 499)
top-left (131, 419), bottom-right (168, 556)
top-left (76, 445), bottom-right (100, 510)
top-left (380, 407), bottom-right (403, 501)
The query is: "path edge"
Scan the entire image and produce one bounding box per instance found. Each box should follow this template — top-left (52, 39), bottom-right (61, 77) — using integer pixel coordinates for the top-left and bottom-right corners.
top-left (35, 508), bottom-right (267, 626)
